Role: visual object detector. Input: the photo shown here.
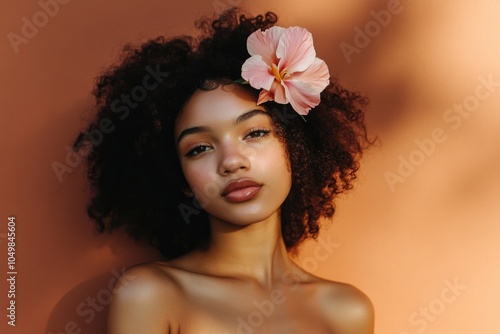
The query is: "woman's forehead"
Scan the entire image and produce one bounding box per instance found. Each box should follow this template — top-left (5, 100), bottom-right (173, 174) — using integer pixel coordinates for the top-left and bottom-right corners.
top-left (175, 85), bottom-right (264, 130)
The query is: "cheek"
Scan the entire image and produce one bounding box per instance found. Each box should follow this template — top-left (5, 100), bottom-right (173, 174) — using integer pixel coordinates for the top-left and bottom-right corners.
top-left (181, 158), bottom-right (224, 198)
top-left (182, 163), bottom-right (207, 189)
top-left (260, 142), bottom-right (292, 183)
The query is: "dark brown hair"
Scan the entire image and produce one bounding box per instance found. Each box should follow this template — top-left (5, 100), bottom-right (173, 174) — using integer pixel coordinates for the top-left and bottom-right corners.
top-left (74, 8), bottom-right (370, 259)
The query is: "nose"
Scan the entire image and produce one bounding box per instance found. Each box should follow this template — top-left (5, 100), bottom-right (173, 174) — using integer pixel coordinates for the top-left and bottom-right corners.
top-left (217, 142), bottom-right (251, 175)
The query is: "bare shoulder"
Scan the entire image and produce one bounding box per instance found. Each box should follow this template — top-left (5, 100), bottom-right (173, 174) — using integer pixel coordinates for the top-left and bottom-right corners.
top-left (108, 262), bottom-right (184, 334)
top-left (111, 261), bottom-right (184, 301)
top-left (312, 277), bottom-right (375, 334)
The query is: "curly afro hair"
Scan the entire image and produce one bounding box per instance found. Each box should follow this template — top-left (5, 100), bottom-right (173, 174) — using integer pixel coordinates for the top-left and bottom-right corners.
top-left (74, 8), bottom-right (370, 259)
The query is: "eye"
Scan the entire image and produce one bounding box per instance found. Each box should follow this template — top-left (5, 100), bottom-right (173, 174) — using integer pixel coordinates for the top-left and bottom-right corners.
top-left (244, 128), bottom-right (271, 139)
top-left (185, 144), bottom-right (212, 157)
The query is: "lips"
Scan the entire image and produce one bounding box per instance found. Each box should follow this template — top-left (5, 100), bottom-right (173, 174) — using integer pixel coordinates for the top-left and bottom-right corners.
top-left (222, 179), bottom-right (262, 203)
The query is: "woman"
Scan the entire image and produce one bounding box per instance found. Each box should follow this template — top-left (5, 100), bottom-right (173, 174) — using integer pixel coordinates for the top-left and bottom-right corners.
top-left (75, 8), bottom-right (374, 333)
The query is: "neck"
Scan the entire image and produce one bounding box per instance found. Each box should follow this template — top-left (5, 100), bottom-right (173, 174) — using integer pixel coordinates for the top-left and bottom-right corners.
top-left (201, 211), bottom-right (296, 288)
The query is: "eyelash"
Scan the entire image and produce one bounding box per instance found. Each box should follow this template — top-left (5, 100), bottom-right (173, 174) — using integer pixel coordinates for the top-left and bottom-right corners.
top-left (244, 127), bottom-right (271, 139)
top-left (185, 144), bottom-right (211, 157)
top-left (184, 128), bottom-right (271, 157)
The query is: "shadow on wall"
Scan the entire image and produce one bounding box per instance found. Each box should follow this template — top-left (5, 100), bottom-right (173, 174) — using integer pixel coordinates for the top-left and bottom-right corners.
top-left (44, 236), bottom-right (161, 334)
top-left (46, 272), bottom-right (115, 334)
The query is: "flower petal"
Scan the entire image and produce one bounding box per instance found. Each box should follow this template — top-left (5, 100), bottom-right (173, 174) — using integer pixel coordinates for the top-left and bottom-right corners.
top-left (247, 26), bottom-right (286, 65)
top-left (241, 55), bottom-right (275, 91)
top-left (256, 81), bottom-right (288, 105)
top-left (257, 90), bottom-right (273, 104)
top-left (290, 58), bottom-right (330, 92)
top-left (282, 80), bottom-right (321, 115)
top-left (271, 81), bottom-right (288, 104)
top-left (276, 27), bottom-right (316, 73)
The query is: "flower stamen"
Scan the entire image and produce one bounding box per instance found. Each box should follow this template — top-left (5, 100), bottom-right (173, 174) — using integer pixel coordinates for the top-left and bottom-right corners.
top-left (280, 68), bottom-right (288, 79)
top-left (271, 63), bottom-right (282, 83)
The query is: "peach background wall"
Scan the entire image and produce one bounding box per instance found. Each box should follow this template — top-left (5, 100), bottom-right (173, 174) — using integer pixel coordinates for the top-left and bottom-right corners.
top-left (1, 0), bottom-right (499, 333)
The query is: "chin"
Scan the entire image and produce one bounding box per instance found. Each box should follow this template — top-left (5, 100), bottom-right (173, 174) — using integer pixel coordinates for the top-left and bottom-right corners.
top-left (209, 208), bottom-right (280, 227)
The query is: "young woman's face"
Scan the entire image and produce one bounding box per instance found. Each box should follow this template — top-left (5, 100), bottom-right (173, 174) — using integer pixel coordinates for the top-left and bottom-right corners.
top-left (175, 84), bottom-right (292, 226)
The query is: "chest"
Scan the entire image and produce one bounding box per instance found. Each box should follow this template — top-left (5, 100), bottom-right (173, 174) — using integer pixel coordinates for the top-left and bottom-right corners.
top-left (177, 279), bottom-right (333, 334)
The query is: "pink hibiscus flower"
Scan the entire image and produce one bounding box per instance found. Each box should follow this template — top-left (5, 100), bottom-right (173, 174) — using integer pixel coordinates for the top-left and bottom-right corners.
top-left (241, 26), bottom-right (330, 115)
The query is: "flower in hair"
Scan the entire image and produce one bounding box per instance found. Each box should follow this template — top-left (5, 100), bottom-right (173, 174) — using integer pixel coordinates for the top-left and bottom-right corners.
top-left (241, 26), bottom-right (330, 116)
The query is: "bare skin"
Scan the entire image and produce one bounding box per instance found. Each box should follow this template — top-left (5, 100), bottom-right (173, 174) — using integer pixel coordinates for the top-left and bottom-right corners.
top-left (107, 85), bottom-right (374, 334)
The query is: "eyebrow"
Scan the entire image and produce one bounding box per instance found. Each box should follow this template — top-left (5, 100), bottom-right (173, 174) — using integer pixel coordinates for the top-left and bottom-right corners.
top-left (235, 109), bottom-right (269, 124)
top-left (176, 109), bottom-right (269, 144)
